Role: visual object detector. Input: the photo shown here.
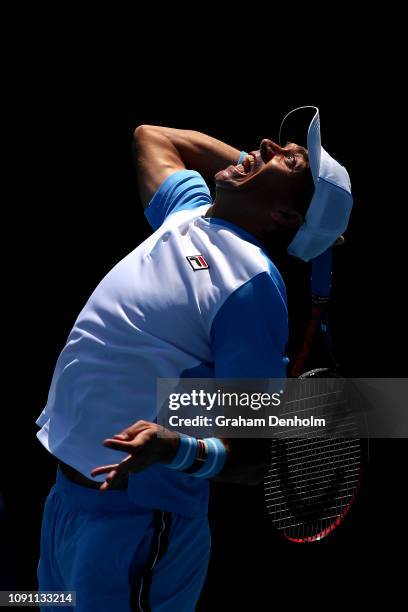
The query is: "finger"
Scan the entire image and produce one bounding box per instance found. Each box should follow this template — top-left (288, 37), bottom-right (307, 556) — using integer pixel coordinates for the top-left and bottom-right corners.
top-left (107, 453), bottom-right (148, 480)
top-left (118, 451), bottom-right (156, 475)
top-left (112, 420), bottom-right (152, 440)
top-left (100, 472), bottom-right (117, 491)
top-left (333, 235), bottom-right (345, 247)
top-left (99, 458), bottom-right (134, 490)
top-left (90, 463), bottom-right (119, 477)
top-left (95, 469), bottom-right (118, 491)
top-left (104, 439), bottom-right (135, 452)
top-left (103, 438), bottom-right (146, 453)
top-left (115, 454), bottom-right (135, 472)
top-left (99, 455), bottom-right (153, 490)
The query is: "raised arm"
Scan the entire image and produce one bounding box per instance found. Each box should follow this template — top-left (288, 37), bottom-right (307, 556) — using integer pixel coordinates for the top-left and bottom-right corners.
top-left (133, 125), bottom-right (241, 208)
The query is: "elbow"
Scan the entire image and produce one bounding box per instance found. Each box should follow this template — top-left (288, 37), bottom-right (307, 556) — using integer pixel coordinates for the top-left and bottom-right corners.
top-left (133, 124), bottom-right (151, 145)
top-left (133, 124), bottom-right (159, 143)
top-left (132, 125), bottom-right (155, 163)
top-left (132, 125), bottom-right (165, 163)
top-left (133, 124), bottom-right (148, 138)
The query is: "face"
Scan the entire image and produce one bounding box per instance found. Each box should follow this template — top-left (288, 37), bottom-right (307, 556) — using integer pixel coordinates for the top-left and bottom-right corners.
top-left (215, 139), bottom-right (311, 209)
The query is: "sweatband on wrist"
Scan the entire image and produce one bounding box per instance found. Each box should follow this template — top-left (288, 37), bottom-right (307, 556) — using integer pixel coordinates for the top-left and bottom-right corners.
top-left (189, 438), bottom-right (226, 479)
top-left (237, 151), bottom-right (248, 165)
top-left (167, 434), bottom-right (198, 471)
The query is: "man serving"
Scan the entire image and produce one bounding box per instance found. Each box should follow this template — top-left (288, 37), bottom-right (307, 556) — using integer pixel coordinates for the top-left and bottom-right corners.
top-left (36, 107), bottom-right (352, 611)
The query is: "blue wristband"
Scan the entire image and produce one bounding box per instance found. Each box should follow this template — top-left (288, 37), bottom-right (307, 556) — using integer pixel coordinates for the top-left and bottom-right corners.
top-left (190, 438), bottom-right (226, 479)
top-left (167, 434), bottom-right (198, 470)
top-left (237, 151), bottom-right (248, 165)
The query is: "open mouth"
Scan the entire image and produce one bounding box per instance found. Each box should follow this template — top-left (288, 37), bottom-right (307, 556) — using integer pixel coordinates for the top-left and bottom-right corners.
top-left (235, 154), bottom-right (256, 176)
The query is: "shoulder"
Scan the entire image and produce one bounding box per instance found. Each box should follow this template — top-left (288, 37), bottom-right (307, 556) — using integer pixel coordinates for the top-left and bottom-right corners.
top-left (145, 170), bottom-right (212, 230)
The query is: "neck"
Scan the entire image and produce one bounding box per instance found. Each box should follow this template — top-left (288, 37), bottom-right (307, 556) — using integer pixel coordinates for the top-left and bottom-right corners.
top-left (205, 200), bottom-right (263, 240)
top-left (205, 200), bottom-right (294, 260)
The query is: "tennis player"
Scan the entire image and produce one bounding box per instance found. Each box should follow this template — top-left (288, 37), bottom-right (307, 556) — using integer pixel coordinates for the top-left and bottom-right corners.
top-left (36, 107), bottom-right (352, 611)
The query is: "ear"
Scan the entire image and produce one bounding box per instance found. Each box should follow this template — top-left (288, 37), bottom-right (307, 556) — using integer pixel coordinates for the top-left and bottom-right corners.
top-left (270, 209), bottom-right (303, 230)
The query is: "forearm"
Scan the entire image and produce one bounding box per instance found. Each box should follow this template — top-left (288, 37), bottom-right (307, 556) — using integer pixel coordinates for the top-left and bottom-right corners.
top-left (162, 435), bottom-right (268, 486)
top-left (141, 125), bottom-right (242, 183)
top-left (92, 420), bottom-right (270, 490)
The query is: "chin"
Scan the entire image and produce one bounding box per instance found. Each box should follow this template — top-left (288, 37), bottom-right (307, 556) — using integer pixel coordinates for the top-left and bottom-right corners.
top-left (214, 167), bottom-right (233, 182)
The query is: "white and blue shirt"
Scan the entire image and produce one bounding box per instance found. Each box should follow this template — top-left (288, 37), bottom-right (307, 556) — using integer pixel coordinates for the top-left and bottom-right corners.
top-left (36, 169), bottom-right (289, 516)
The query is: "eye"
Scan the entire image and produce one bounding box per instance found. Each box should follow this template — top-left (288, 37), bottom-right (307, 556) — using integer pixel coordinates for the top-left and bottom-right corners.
top-left (285, 153), bottom-right (297, 169)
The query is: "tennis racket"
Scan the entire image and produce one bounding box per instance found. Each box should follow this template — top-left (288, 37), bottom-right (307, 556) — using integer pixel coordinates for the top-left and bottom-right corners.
top-left (264, 248), bottom-right (367, 543)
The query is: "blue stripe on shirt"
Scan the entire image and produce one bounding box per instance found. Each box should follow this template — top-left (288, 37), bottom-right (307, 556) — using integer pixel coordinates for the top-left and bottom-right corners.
top-left (144, 170), bottom-right (212, 230)
top-left (210, 269), bottom-right (288, 378)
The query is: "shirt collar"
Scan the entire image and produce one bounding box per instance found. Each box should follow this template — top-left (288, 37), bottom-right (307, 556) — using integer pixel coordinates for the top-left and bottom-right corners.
top-left (200, 215), bottom-right (264, 249)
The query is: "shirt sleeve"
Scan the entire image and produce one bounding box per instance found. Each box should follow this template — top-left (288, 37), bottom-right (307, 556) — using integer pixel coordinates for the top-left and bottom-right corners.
top-left (144, 152), bottom-right (248, 231)
top-left (144, 170), bottom-right (212, 230)
top-left (210, 271), bottom-right (289, 378)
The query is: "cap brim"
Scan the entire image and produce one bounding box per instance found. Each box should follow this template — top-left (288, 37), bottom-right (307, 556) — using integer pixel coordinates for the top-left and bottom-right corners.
top-left (279, 105), bottom-right (321, 183)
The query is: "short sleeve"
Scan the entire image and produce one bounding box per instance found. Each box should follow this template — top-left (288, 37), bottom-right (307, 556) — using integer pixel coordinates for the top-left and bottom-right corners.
top-left (144, 170), bottom-right (212, 230)
top-left (210, 271), bottom-right (289, 378)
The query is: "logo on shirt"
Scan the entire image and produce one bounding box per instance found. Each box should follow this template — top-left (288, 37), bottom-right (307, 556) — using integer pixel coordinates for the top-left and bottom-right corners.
top-left (186, 254), bottom-right (209, 271)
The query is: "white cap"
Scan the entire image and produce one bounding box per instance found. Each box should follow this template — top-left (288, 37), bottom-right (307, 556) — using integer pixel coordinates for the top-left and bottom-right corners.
top-left (279, 106), bottom-right (353, 262)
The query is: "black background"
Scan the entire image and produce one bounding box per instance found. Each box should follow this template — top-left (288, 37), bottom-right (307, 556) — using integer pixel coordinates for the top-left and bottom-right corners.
top-left (2, 29), bottom-right (406, 607)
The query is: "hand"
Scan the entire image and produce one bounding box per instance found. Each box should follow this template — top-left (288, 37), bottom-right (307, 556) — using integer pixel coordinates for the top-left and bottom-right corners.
top-left (90, 421), bottom-right (180, 491)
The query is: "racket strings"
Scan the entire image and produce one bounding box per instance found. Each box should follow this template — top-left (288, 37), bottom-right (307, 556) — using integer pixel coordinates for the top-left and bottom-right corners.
top-left (265, 435), bottom-right (362, 540)
top-left (268, 440), bottom-right (361, 468)
top-left (265, 464), bottom-right (361, 493)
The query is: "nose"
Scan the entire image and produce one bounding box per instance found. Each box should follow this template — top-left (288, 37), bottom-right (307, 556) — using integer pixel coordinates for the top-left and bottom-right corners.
top-left (260, 138), bottom-right (284, 163)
